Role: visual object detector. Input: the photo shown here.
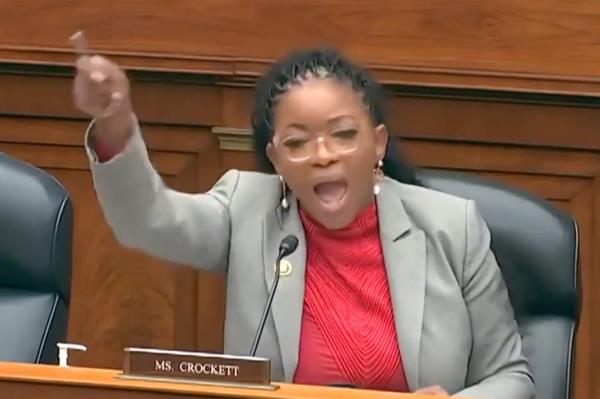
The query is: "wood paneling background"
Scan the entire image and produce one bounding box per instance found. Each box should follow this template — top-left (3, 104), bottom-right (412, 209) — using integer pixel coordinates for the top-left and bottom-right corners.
top-left (4, 1), bottom-right (600, 93)
top-left (1, 1), bottom-right (600, 399)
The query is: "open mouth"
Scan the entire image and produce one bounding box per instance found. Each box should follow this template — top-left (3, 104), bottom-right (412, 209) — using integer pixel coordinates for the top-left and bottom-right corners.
top-left (313, 180), bottom-right (348, 210)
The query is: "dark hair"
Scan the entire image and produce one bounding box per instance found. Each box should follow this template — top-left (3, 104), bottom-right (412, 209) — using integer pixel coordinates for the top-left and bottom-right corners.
top-left (251, 47), bottom-right (421, 186)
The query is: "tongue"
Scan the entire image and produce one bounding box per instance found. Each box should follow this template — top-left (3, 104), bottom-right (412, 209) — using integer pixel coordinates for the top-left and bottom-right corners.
top-left (314, 181), bottom-right (347, 203)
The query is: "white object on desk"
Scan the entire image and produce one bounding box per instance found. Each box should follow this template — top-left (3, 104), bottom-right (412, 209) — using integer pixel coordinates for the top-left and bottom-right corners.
top-left (57, 342), bottom-right (87, 367)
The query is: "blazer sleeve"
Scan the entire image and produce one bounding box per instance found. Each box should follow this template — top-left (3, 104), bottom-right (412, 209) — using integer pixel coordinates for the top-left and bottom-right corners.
top-left (85, 119), bottom-right (238, 273)
top-left (454, 200), bottom-right (535, 399)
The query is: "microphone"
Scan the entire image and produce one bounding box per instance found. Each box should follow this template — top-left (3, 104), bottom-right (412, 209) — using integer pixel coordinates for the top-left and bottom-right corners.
top-left (249, 235), bottom-right (299, 357)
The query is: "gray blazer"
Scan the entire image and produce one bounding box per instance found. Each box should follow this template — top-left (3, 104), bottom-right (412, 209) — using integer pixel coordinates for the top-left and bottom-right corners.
top-left (87, 124), bottom-right (534, 398)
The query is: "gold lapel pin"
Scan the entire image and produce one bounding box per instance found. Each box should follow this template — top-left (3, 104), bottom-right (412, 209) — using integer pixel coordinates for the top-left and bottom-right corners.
top-left (274, 260), bottom-right (293, 277)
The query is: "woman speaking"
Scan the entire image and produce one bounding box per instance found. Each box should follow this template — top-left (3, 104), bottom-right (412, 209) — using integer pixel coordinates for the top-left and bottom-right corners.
top-left (73, 46), bottom-right (533, 398)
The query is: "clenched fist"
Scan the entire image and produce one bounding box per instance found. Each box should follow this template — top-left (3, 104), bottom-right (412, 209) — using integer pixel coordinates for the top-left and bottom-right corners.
top-left (73, 54), bottom-right (130, 118)
top-left (71, 31), bottom-right (134, 146)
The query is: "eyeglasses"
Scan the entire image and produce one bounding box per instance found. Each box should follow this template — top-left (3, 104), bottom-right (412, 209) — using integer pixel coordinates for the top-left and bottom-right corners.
top-left (272, 129), bottom-right (360, 162)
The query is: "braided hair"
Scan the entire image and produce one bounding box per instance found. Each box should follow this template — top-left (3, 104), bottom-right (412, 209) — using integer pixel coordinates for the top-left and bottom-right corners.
top-left (251, 47), bottom-right (421, 186)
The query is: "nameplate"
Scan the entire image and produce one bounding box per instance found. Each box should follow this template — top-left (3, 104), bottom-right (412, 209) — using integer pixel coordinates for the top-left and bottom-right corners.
top-left (121, 347), bottom-right (272, 388)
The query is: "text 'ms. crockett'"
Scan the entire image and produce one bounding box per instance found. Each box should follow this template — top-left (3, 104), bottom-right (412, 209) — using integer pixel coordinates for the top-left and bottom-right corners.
top-left (154, 358), bottom-right (241, 377)
top-left (122, 347), bottom-right (271, 386)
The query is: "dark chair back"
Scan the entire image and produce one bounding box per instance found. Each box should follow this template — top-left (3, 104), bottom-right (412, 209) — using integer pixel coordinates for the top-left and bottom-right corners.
top-left (0, 152), bottom-right (73, 364)
top-left (417, 169), bottom-right (579, 399)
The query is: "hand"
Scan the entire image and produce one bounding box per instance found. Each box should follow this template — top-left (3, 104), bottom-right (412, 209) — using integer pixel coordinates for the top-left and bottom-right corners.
top-left (415, 385), bottom-right (450, 396)
top-left (73, 54), bottom-right (131, 118)
top-left (71, 31), bottom-right (134, 144)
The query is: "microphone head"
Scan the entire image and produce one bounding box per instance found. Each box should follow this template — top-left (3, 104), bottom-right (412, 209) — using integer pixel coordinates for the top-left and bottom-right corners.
top-left (279, 235), bottom-right (299, 257)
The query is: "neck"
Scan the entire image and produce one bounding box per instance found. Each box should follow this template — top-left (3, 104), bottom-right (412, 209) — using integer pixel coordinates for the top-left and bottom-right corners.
top-left (299, 199), bottom-right (378, 237)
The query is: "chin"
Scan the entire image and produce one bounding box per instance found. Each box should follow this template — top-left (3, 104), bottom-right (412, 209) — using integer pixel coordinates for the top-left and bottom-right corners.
top-left (319, 220), bottom-right (348, 230)
top-left (301, 191), bottom-right (358, 229)
top-left (314, 208), bottom-right (356, 230)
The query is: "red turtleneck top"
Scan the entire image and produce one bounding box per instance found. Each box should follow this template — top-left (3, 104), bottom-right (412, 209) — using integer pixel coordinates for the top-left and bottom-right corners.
top-left (293, 201), bottom-right (409, 392)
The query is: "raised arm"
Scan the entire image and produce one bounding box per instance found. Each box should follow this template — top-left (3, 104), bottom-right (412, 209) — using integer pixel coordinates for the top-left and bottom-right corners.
top-left (73, 35), bottom-right (234, 272)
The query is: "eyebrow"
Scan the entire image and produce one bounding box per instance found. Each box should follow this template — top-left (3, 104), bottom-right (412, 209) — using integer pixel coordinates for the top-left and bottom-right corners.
top-left (284, 123), bottom-right (309, 132)
top-left (327, 115), bottom-right (356, 126)
top-left (282, 115), bottom-right (357, 131)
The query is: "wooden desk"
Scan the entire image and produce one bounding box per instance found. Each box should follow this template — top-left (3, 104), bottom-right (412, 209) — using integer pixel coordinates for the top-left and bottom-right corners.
top-left (0, 361), bottom-right (433, 399)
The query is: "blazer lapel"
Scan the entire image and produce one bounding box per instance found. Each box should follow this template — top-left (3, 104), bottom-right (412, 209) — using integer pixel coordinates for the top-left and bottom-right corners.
top-left (262, 194), bottom-right (306, 381)
top-left (376, 178), bottom-right (427, 391)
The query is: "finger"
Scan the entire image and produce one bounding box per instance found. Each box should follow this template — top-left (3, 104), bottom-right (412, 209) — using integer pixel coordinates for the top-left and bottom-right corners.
top-left (111, 91), bottom-right (123, 102)
top-left (70, 31), bottom-right (122, 82)
top-left (90, 70), bottom-right (107, 84)
top-left (74, 68), bottom-right (113, 96)
top-left (73, 75), bottom-right (125, 117)
top-left (69, 30), bottom-right (88, 56)
top-left (71, 31), bottom-right (93, 74)
top-left (75, 54), bottom-right (92, 73)
top-left (74, 55), bottom-right (113, 82)
top-left (70, 31), bottom-right (128, 117)
top-left (73, 75), bottom-right (113, 111)
top-left (77, 55), bottom-right (120, 86)
top-left (96, 93), bottom-right (124, 118)
top-left (88, 55), bottom-right (128, 87)
top-left (89, 56), bottom-right (109, 83)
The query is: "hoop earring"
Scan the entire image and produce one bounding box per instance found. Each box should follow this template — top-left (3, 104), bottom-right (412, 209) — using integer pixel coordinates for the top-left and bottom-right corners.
top-left (373, 160), bottom-right (384, 195)
top-left (280, 175), bottom-right (290, 209)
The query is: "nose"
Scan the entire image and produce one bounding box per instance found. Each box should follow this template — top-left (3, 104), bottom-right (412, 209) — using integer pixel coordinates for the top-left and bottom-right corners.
top-left (312, 137), bottom-right (338, 166)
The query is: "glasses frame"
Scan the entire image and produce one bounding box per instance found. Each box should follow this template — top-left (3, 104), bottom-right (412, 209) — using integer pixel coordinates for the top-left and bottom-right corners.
top-left (271, 134), bottom-right (360, 163)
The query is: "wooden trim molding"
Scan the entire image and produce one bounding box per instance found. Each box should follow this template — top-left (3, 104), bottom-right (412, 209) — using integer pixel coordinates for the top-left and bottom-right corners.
top-left (4, 59), bottom-right (600, 102)
top-left (212, 127), bottom-right (253, 152)
top-left (5, 48), bottom-right (600, 95)
top-left (3, 59), bottom-right (600, 106)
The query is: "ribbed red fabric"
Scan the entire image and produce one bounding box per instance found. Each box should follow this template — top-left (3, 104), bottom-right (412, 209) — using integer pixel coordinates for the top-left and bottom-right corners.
top-left (293, 201), bottom-right (409, 392)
